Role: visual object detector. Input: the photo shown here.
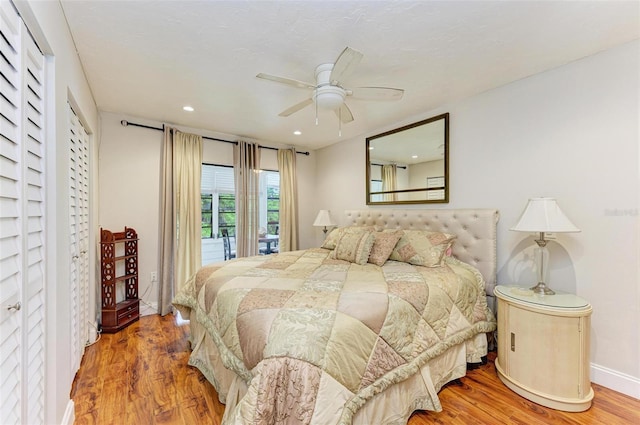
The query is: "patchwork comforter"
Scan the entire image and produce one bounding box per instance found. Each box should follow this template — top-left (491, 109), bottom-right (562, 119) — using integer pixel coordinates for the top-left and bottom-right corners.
top-left (173, 248), bottom-right (496, 424)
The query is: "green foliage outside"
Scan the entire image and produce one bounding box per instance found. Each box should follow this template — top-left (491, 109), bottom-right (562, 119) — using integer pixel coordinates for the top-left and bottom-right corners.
top-left (267, 186), bottom-right (279, 234)
top-left (201, 184), bottom-right (280, 238)
top-left (218, 193), bottom-right (236, 237)
top-left (201, 195), bottom-right (213, 238)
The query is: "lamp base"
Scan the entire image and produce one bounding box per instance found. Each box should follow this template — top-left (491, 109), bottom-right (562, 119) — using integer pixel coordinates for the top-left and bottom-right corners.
top-left (530, 282), bottom-right (555, 295)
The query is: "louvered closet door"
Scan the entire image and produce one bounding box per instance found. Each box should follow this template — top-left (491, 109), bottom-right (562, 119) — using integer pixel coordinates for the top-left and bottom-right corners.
top-left (69, 104), bottom-right (90, 373)
top-left (0, 2), bottom-right (47, 424)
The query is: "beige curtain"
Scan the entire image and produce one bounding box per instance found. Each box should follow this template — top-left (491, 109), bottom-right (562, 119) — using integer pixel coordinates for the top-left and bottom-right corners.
top-left (234, 141), bottom-right (261, 257)
top-left (277, 148), bottom-right (298, 252)
top-left (158, 127), bottom-right (202, 316)
top-left (158, 128), bottom-right (175, 316)
top-left (382, 164), bottom-right (398, 202)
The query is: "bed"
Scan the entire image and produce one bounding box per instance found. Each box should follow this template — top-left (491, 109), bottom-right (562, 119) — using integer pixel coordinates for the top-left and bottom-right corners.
top-left (173, 209), bottom-right (498, 424)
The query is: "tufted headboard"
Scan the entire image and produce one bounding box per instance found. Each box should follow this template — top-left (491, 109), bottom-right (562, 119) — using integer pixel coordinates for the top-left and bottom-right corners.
top-left (344, 209), bottom-right (499, 299)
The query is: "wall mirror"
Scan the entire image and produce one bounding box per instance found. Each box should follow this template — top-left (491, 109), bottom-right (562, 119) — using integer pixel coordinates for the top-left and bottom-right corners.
top-left (366, 112), bottom-right (449, 205)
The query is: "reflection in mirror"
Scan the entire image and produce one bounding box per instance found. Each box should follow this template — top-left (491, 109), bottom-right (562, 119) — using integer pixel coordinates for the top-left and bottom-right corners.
top-left (366, 113), bottom-right (449, 204)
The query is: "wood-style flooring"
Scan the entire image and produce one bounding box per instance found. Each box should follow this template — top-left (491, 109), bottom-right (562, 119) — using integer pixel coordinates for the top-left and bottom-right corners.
top-left (72, 314), bottom-right (640, 424)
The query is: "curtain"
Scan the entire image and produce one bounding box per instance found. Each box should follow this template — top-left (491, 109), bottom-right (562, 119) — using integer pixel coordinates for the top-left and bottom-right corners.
top-left (158, 128), bottom-right (175, 316)
top-left (174, 131), bottom-right (203, 292)
top-left (277, 148), bottom-right (298, 252)
top-left (234, 141), bottom-right (261, 257)
top-left (157, 127), bottom-right (203, 316)
top-left (382, 164), bottom-right (398, 202)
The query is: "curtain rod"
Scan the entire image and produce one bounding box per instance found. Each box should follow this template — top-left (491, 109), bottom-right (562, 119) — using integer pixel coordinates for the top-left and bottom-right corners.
top-left (120, 120), bottom-right (310, 156)
top-left (371, 162), bottom-right (407, 170)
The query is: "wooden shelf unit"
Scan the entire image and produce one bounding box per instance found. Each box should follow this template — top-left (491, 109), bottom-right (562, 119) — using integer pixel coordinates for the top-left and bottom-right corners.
top-left (100, 227), bottom-right (140, 333)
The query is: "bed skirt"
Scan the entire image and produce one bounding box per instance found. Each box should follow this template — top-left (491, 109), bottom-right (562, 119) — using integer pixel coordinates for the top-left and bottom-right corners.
top-left (186, 315), bottom-right (488, 424)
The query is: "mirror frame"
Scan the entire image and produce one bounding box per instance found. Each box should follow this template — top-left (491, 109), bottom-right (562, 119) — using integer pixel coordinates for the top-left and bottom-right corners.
top-left (366, 112), bottom-right (449, 205)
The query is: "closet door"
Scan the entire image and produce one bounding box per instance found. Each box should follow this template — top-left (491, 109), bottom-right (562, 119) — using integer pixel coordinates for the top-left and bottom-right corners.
top-left (69, 104), bottom-right (90, 372)
top-left (0, 1), bottom-right (47, 423)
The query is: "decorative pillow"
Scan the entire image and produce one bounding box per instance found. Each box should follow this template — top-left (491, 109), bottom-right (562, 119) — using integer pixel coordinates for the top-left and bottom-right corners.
top-left (389, 230), bottom-right (456, 267)
top-left (368, 230), bottom-right (403, 266)
top-left (445, 246), bottom-right (453, 257)
top-left (321, 227), bottom-right (342, 250)
top-left (321, 226), bottom-right (375, 250)
top-left (330, 227), bottom-right (376, 265)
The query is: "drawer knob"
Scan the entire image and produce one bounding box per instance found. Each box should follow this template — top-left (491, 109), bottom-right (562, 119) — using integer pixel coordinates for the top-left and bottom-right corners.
top-left (7, 302), bottom-right (21, 312)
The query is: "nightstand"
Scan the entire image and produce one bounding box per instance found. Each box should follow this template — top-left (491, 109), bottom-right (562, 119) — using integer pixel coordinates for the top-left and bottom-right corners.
top-left (494, 285), bottom-right (594, 412)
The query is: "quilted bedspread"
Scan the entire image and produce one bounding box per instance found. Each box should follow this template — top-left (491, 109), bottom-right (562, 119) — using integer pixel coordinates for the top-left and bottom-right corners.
top-left (173, 248), bottom-right (496, 425)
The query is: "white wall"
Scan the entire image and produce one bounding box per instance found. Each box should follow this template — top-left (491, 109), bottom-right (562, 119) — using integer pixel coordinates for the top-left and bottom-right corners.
top-left (99, 112), bottom-right (317, 313)
top-left (16, 1), bottom-right (100, 424)
top-left (316, 40), bottom-right (640, 397)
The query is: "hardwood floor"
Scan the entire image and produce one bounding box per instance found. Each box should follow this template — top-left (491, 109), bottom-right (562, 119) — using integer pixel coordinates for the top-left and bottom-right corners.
top-left (72, 314), bottom-right (640, 425)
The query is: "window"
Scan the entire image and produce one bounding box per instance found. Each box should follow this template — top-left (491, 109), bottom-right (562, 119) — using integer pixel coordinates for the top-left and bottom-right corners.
top-left (201, 194), bottom-right (213, 238)
top-left (200, 164), bottom-right (279, 264)
top-left (200, 165), bottom-right (235, 239)
top-left (201, 165), bottom-right (280, 240)
top-left (370, 180), bottom-right (383, 202)
top-left (264, 171), bottom-right (280, 235)
top-left (218, 193), bottom-right (236, 237)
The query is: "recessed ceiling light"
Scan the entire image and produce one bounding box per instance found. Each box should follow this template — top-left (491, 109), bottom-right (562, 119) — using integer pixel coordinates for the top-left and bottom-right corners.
top-left (411, 155), bottom-right (418, 159)
top-left (369, 146), bottom-right (374, 150)
top-left (293, 130), bottom-right (302, 135)
top-left (183, 106), bottom-right (194, 112)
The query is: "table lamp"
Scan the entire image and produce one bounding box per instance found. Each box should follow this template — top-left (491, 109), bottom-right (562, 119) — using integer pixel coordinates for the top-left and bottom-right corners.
top-left (313, 210), bottom-right (336, 235)
top-left (511, 197), bottom-right (580, 295)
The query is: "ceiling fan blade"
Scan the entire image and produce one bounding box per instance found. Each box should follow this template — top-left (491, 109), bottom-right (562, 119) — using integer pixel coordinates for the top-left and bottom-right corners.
top-left (256, 73), bottom-right (316, 90)
top-left (279, 98), bottom-right (314, 117)
top-left (349, 87), bottom-right (404, 100)
top-left (329, 47), bottom-right (363, 85)
top-left (335, 103), bottom-right (354, 123)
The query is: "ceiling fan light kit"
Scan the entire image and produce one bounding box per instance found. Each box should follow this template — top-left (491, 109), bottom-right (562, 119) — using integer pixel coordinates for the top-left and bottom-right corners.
top-left (313, 86), bottom-right (346, 110)
top-left (313, 64), bottom-right (345, 110)
top-left (256, 47), bottom-right (404, 128)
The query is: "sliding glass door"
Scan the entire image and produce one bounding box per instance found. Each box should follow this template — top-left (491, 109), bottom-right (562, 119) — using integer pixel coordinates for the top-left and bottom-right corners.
top-left (201, 164), bottom-right (279, 264)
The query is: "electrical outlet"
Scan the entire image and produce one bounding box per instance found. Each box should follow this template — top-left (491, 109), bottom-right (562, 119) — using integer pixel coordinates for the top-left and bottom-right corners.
top-left (150, 272), bottom-right (157, 282)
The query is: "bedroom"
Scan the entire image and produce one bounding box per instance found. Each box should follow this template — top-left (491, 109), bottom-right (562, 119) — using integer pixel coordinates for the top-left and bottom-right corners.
top-left (0, 1), bottom-right (638, 424)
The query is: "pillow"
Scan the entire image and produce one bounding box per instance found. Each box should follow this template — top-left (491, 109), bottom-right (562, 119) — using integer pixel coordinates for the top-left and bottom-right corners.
top-left (321, 226), bottom-right (375, 250)
top-left (321, 227), bottom-right (342, 250)
top-left (445, 246), bottom-right (453, 257)
top-left (389, 230), bottom-right (456, 267)
top-left (330, 227), bottom-right (376, 265)
top-left (368, 229), bottom-right (403, 266)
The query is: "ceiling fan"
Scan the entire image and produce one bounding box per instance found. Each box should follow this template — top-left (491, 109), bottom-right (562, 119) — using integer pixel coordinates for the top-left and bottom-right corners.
top-left (256, 47), bottom-right (404, 125)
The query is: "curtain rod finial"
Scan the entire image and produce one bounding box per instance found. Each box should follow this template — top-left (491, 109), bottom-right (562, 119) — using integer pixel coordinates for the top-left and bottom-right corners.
top-left (121, 120), bottom-right (128, 127)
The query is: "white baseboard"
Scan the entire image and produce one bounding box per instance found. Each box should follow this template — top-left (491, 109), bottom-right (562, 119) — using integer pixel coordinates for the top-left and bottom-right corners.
top-left (591, 363), bottom-right (640, 399)
top-left (88, 320), bottom-right (99, 344)
top-left (61, 399), bottom-right (75, 425)
top-left (140, 301), bottom-right (158, 316)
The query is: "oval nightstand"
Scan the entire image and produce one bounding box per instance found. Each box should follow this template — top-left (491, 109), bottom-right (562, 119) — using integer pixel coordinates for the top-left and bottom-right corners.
top-left (494, 285), bottom-right (594, 412)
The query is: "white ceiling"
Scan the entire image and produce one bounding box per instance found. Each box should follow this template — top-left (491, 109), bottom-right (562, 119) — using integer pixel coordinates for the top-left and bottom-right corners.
top-left (60, 1), bottom-right (639, 151)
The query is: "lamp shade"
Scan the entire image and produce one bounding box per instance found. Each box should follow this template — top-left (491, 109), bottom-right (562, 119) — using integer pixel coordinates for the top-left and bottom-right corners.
top-left (511, 198), bottom-right (580, 233)
top-left (313, 210), bottom-right (336, 227)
